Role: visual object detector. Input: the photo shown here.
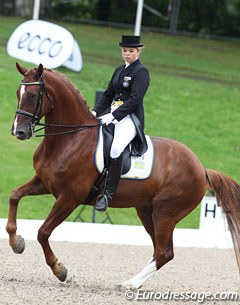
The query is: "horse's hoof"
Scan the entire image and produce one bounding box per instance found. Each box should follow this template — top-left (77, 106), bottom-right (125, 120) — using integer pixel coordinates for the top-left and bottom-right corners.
top-left (116, 281), bottom-right (139, 291)
top-left (55, 264), bottom-right (68, 282)
top-left (115, 283), bottom-right (126, 292)
top-left (12, 235), bottom-right (25, 254)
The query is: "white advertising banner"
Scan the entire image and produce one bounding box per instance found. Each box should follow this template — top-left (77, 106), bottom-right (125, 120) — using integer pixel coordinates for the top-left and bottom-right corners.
top-left (7, 20), bottom-right (82, 72)
top-left (62, 39), bottom-right (83, 72)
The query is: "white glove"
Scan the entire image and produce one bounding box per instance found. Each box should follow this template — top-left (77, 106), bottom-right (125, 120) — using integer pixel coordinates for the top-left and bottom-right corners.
top-left (91, 111), bottom-right (97, 117)
top-left (99, 113), bottom-right (115, 125)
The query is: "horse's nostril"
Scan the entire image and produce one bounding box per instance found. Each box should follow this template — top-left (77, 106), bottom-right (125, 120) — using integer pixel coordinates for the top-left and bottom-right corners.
top-left (16, 130), bottom-right (27, 140)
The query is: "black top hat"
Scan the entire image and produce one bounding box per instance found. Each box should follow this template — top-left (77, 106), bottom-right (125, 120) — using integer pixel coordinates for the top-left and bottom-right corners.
top-left (119, 35), bottom-right (144, 47)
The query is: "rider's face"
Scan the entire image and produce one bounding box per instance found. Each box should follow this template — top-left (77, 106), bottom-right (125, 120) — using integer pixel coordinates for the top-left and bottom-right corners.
top-left (121, 47), bottom-right (140, 64)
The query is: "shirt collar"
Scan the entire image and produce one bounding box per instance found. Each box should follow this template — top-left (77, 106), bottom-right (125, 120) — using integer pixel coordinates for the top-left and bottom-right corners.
top-left (125, 58), bottom-right (138, 69)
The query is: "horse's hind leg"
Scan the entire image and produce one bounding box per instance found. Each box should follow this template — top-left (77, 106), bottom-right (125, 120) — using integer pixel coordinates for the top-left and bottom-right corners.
top-left (6, 175), bottom-right (49, 254)
top-left (136, 205), bottom-right (156, 252)
top-left (136, 206), bottom-right (156, 263)
top-left (121, 206), bottom-right (175, 290)
top-left (152, 209), bottom-right (175, 271)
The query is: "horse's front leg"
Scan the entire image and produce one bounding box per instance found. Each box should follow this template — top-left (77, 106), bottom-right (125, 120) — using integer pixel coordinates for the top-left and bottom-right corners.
top-left (37, 196), bottom-right (79, 282)
top-left (6, 175), bottom-right (50, 254)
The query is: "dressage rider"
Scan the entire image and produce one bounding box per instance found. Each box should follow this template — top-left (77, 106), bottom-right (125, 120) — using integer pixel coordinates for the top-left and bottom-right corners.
top-left (92, 35), bottom-right (150, 212)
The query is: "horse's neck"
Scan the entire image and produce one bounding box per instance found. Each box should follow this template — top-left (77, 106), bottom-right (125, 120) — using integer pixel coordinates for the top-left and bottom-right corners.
top-left (41, 71), bottom-right (99, 151)
top-left (45, 102), bottom-right (95, 126)
top-left (45, 71), bottom-right (96, 126)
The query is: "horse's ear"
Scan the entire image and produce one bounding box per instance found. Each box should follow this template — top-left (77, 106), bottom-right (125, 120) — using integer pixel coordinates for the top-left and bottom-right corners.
top-left (36, 64), bottom-right (44, 78)
top-left (16, 62), bottom-right (27, 76)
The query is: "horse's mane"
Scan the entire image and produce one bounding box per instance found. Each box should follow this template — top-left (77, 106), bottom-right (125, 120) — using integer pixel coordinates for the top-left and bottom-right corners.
top-left (44, 68), bottom-right (92, 115)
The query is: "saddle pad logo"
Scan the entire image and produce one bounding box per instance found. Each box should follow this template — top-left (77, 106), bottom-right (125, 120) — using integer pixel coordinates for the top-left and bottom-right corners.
top-left (94, 127), bottom-right (154, 180)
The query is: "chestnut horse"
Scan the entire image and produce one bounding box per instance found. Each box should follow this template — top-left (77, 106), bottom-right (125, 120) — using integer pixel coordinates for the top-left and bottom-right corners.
top-left (7, 63), bottom-right (240, 289)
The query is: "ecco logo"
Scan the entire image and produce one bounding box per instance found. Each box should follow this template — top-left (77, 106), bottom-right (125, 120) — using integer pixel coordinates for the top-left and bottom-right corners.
top-left (18, 33), bottom-right (63, 58)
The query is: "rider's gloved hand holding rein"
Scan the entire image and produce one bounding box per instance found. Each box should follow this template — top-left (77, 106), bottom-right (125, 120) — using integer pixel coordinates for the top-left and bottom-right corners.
top-left (99, 113), bottom-right (116, 126)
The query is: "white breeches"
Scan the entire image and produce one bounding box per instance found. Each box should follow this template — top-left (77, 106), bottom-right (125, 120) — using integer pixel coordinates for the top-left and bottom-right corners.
top-left (110, 115), bottom-right (137, 159)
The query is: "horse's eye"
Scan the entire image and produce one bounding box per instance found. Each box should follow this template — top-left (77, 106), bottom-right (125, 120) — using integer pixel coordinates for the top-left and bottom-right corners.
top-left (27, 92), bottom-right (37, 99)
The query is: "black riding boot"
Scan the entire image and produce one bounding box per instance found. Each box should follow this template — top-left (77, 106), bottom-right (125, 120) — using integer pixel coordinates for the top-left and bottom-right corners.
top-left (95, 154), bottom-right (123, 212)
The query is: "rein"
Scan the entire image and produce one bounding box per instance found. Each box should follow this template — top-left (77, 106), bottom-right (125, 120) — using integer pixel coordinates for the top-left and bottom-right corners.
top-left (34, 122), bottom-right (100, 137)
top-left (16, 75), bottom-right (100, 137)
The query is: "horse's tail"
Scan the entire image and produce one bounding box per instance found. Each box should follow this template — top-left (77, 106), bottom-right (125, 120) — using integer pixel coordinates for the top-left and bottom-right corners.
top-left (206, 169), bottom-right (240, 272)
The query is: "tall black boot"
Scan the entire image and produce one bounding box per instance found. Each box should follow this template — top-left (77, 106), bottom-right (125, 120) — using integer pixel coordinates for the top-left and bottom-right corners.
top-left (95, 154), bottom-right (123, 212)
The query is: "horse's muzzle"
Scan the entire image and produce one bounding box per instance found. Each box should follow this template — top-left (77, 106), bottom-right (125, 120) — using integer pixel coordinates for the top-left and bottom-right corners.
top-left (12, 125), bottom-right (33, 140)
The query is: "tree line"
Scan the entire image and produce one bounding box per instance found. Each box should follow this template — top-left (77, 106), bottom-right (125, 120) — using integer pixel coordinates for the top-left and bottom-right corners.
top-left (1, 0), bottom-right (240, 38)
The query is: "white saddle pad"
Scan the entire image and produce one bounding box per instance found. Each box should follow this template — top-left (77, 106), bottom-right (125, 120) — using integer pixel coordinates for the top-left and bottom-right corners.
top-left (94, 127), bottom-right (154, 180)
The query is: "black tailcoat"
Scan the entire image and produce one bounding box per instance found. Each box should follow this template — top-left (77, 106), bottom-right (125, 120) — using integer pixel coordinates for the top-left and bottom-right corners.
top-left (93, 59), bottom-right (150, 154)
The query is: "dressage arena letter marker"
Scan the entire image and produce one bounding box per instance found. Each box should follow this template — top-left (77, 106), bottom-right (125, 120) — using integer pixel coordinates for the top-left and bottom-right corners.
top-left (200, 196), bottom-right (228, 231)
top-left (7, 20), bottom-right (82, 72)
top-left (204, 203), bottom-right (216, 218)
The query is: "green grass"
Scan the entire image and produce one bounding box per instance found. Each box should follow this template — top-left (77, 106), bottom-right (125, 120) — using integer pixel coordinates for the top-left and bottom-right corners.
top-left (0, 16), bottom-right (240, 228)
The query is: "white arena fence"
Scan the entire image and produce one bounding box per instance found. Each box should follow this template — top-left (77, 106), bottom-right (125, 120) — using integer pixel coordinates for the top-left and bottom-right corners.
top-left (0, 197), bottom-right (233, 248)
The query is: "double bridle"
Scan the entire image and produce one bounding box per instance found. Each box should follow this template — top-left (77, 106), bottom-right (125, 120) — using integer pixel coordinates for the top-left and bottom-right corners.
top-left (16, 74), bottom-right (100, 137)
